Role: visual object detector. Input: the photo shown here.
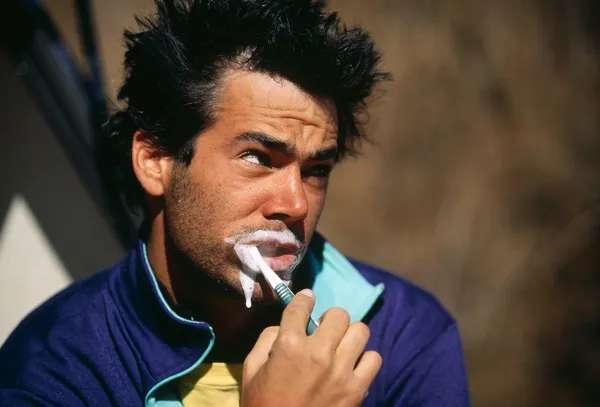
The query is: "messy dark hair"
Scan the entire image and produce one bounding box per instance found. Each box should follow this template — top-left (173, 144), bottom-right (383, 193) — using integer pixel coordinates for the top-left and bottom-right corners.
top-left (102, 0), bottom-right (389, 211)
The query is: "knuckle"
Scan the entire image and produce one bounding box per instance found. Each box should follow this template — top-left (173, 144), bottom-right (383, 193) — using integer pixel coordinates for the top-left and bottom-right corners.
top-left (309, 345), bottom-right (333, 368)
top-left (349, 321), bottom-right (370, 340)
top-left (283, 304), bottom-right (309, 321)
top-left (276, 331), bottom-right (302, 352)
top-left (330, 366), bottom-right (349, 387)
top-left (328, 307), bottom-right (350, 325)
top-left (290, 292), bottom-right (313, 307)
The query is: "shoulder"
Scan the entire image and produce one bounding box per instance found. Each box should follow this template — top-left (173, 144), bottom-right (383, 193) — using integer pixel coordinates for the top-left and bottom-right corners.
top-left (351, 258), bottom-right (455, 333)
top-left (349, 258), bottom-right (459, 361)
top-left (0, 253), bottom-right (151, 406)
top-left (351, 260), bottom-right (470, 405)
top-left (0, 261), bottom-right (121, 387)
top-left (351, 259), bottom-right (471, 405)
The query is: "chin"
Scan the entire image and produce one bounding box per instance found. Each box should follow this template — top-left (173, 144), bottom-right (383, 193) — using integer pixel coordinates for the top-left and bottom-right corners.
top-left (225, 262), bottom-right (296, 307)
top-left (250, 279), bottom-right (279, 304)
top-left (221, 274), bottom-right (279, 306)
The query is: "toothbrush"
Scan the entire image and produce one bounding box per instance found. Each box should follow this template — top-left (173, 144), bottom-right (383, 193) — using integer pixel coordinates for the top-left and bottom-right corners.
top-left (245, 246), bottom-right (319, 335)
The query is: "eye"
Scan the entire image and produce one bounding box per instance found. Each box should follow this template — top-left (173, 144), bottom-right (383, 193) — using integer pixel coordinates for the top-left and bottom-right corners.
top-left (241, 150), bottom-right (271, 167)
top-left (304, 164), bottom-right (333, 178)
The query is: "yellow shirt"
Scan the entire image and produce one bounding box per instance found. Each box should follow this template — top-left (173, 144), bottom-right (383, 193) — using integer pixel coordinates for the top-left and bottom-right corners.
top-left (178, 363), bottom-right (243, 407)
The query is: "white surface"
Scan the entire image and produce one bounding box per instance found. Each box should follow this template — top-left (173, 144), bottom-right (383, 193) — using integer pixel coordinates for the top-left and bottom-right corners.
top-left (0, 195), bottom-right (72, 344)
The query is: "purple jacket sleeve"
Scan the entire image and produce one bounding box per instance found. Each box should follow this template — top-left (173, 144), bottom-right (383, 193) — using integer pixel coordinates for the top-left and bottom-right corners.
top-left (0, 389), bottom-right (85, 407)
top-left (387, 323), bottom-right (471, 406)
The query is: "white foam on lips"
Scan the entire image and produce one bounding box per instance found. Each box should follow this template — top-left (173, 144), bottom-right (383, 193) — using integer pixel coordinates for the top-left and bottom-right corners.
top-left (230, 229), bottom-right (298, 246)
top-left (228, 230), bottom-right (301, 308)
top-left (233, 244), bottom-right (261, 272)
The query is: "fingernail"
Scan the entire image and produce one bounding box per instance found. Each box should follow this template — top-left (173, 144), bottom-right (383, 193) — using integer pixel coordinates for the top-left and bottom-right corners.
top-left (298, 289), bottom-right (314, 297)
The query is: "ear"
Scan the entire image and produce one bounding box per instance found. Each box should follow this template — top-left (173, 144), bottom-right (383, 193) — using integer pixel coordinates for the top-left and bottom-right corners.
top-left (131, 130), bottom-right (173, 197)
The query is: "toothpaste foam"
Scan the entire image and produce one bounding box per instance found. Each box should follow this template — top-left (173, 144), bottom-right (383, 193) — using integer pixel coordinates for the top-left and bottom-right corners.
top-left (228, 229), bottom-right (300, 308)
top-left (239, 266), bottom-right (257, 308)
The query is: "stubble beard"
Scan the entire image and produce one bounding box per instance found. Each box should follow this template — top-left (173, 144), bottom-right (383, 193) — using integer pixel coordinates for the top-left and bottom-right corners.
top-left (163, 164), bottom-right (270, 304)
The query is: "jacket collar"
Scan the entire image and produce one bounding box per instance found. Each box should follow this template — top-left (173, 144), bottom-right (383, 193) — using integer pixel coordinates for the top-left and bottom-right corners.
top-left (305, 233), bottom-right (385, 322)
top-left (138, 232), bottom-right (385, 325)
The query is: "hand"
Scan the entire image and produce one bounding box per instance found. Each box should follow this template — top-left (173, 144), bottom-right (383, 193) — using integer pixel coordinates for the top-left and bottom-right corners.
top-left (241, 289), bottom-right (382, 407)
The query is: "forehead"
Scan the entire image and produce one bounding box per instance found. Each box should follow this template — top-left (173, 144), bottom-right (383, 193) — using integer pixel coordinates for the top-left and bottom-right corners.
top-left (211, 70), bottom-right (338, 150)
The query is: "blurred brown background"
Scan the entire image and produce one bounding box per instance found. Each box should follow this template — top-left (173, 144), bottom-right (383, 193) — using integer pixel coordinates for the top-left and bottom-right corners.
top-left (45, 0), bottom-right (600, 406)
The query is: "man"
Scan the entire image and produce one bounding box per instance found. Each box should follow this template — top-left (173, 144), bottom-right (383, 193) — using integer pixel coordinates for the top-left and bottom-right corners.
top-left (0, 0), bottom-right (470, 406)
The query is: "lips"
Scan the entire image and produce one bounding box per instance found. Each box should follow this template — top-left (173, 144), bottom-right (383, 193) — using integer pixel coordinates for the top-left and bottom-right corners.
top-left (235, 241), bottom-right (298, 273)
top-left (256, 243), bottom-right (298, 273)
top-left (230, 230), bottom-right (302, 277)
top-left (262, 253), bottom-right (297, 273)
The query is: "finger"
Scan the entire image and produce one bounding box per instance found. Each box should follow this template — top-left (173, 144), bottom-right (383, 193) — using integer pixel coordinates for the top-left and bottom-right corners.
top-left (243, 326), bottom-right (279, 381)
top-left (279, 289), bottom-right (316, 335)
top-left (312, 307), bottom-right (350, 350)
top-left (352, 350), bottom-right (382, 389)
top-left (334, 322), bottom-right (370, 372)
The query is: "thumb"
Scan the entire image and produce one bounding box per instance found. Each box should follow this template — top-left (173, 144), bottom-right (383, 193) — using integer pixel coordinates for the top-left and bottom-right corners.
top-left (243, 326), bottom-right (279, 382)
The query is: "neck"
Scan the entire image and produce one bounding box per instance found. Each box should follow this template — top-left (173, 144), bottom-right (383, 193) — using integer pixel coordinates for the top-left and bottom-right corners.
top-left (145, 216), bottom-right (279, 361)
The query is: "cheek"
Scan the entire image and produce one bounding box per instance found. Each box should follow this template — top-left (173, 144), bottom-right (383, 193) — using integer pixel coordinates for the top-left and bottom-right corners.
top-left (306, 187), bottom-right (328, 223)
top-left (187, 163), bottom-right (265, 235)
top-left (226, 182), bottom-right (267, 216)
top-left (189, 154), bottom-right (239, 203)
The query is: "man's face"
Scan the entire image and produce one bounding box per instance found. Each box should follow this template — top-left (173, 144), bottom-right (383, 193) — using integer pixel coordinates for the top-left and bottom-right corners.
top-left (163, 70), bottom-right (338, 304)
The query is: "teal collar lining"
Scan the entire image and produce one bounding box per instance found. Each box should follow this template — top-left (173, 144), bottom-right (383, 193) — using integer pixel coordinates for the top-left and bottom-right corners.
top-left (307, 233), bottom-right (385, 323)
top-left (141, 234), bottom-right (385, 406)
top-left (141, 243), bottom-right (215, 407)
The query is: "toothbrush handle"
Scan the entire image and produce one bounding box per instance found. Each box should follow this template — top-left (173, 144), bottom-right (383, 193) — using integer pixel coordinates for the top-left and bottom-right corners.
top-left (305, 317), bottom-right (319, 335)
top-left (274, 283), bottom-right (320, 335)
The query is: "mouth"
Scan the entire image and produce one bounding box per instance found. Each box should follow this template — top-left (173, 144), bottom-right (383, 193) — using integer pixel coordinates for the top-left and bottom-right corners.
top-left (234, 241), bottom-right (299, 275)
top-left (229, 229), bottom-right (303, 278)
top-left (253, 242), bottom-right (299, 274)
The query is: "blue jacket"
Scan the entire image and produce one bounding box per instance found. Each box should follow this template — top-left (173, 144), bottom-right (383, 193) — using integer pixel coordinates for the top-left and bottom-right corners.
top-left (0, 235), bottom-right (470, 406)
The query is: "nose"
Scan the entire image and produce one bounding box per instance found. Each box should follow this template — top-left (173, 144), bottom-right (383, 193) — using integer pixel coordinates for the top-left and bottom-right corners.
top-left (261, 166), bottom-right (309, 224)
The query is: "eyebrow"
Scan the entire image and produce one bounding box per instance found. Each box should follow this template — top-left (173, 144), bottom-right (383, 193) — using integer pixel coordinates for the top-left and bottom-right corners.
top-left (234, 131), bottom-right (338, 161)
